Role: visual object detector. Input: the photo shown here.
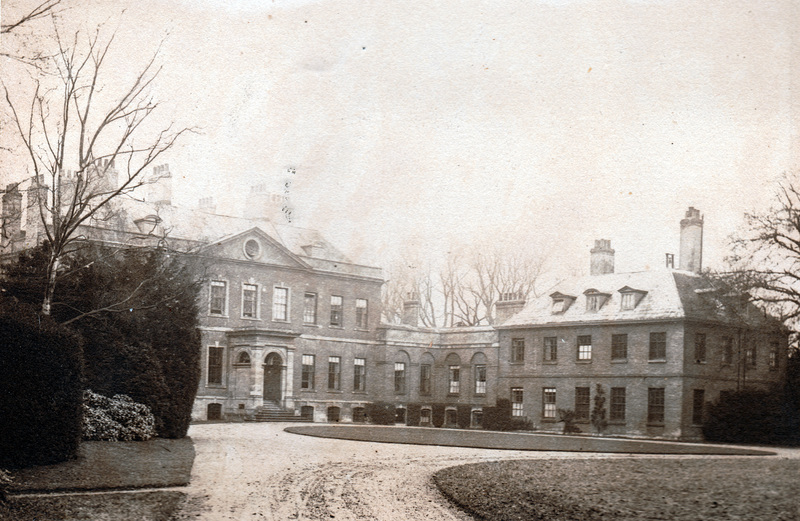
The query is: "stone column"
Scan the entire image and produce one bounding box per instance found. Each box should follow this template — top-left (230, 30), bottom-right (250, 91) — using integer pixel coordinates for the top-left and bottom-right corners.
top-left (249, 347), bottom-right (264, 409)
top-left (284, 348), bottom-right (295, 411)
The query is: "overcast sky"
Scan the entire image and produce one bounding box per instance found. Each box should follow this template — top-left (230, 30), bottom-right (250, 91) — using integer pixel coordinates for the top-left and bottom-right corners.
top-left (2, 0), bottom-right (798, 277)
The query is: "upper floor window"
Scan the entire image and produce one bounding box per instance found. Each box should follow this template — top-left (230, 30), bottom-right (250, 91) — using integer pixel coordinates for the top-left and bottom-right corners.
top-left (242, 283), bottom-right (258, 318)
top-left (552, 299), bottom-right (566, 313)
top-left (210, 280), bottom-right (227, 315)
top-left (448, 365), bottom-right (460, 395)
top-left (649, 332), bottom-right (667, 360)
top-left (355, 298), bottom-right (368, 329)
top-left (577, 335), bottom-right (592, 361)
top-left (330, 295), bottom-right (343, 327)
top-left (769, 342), bottom-right (780, 370)
top-left (543, 337), bottom-right (558, 362)
top-left (721, 337), bottom-right (733, 366)
top-left (474, 365), bottom-right (487, 395)
top-left (419, 364), bottom-right (432, 395)
top-left (235, 351), bottom-right (251, 365)
top-left (303, 293), bottom-right (317, 324)
top-left (272, 287), bottom-right (289, 321)
top-left (619, 287), bottom-right (647, 310)
top-left (511, 338), bottom-right (525, 363)
top-left (611, 334), bottom-right (628, 360)
top-left (621, 292), bottom-right (636, 310)
top-left (584, 290), bottom-right (609, 312)
top-left (694, 333), bottom-right (707, 363)
top-left (328, 356), bottom-right (341, 390)
top-left (354, 357), bottom-right (366, 391)
top-left (746, 343), bottom-right (757, 367)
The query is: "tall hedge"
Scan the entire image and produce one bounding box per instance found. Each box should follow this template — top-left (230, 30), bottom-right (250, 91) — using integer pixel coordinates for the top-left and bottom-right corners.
top-left (365, 402), bottom-right (395, 425)
top-left (432, 403), bottom-right (446, 428)
top-left (0, 299), bottom-right (84, 468)
top-left (703, 389), bottom-right (794, 444)
top-left (407, 403), bottom-right (421, 426)
top-left (457, 404), bottom-right (472, 429)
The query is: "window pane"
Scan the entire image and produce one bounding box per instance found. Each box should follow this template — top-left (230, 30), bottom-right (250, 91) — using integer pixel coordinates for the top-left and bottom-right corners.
top-left (354, 357), bottom-right (366, 391)
top-left (512, 338), bottom-right (525, 362)
top-left (543, 388), bottom-right (556, 419)
top-left (210, 281), bottom-right (226, 315)
top-left (356, 298), bottom-right (368, 329)
top-left (474, 365), bottom-right (486, 395)
top-left (649, 332), bottom-right (666, 360)
top-left (577, 335), bottom-right (592, 360)
top-left (575, 387), bottom-right (590, 420)
top-left (303, 293), bottom-right (317, 324)
top-left (208, 347), bottom-right (223, 385)
top-left (511, 388), bottom-right (524, 417)
top-left (647, 387), bottom-right (665, 424)
top-left (694, 333), bottom-right (706, 363)
top-left (242, 284), bottom-right (258, 318)
top-left (330, 295), bottom-right (343, 326)
top-left (301, 354), bottom-right (315, 390)
top-left (544, 337), bottom-right (557, 362)
top-left (722, 337), bottom-right (733, 365)
top-left (394, 362), bottom-right (406, 393)
top-left (449, 365), bottom-right (460, 394)
top-left (328, 356), bottom-right (341, 390)
top-left (272, 287), bottom-right (288, 321)
top-left (611, 334), bottom-right (627, 360)
top-left (419, 364), bottom-right (431, 395)
top-left (610, 387), bottom-right (626, 421)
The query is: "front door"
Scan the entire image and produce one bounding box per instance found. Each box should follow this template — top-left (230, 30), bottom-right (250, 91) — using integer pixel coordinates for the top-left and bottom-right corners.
top-left (263, 353), bottom-right (282, 402)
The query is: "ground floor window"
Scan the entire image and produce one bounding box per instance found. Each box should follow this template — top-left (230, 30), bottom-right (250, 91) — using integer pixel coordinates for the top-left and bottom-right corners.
top-left (543, 387), bottom-right (557, 419)
top-left (301, 406), bottom-right (314, 420)
top-left (327, 406), bottom-right (340, 422)
top-left (511, 387), bottom-right (524, 417)
top-left (395, 407), bottom-right (407, 424)
top-left (610, 387), bottom-right (626, 422)
top-left (647, 388), bottom-right (665, 424)
top-left (445, 408), bottom-right (458, 426)
top-left (575, 386), bottom-right (590, 421)
top-left (420, 408), bottom-right (432, 425)
top-left (208, 347), bottom-right (223, 385)
top-left (207, 403), bottom-right (222, 420)
top-left (353, 406), bottom-right (366, 423)
top-left (472, 409), bottom-right (483, 427)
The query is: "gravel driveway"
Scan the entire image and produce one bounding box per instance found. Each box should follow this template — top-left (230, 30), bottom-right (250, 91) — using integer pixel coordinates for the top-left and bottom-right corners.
top-left (176, 423), bottom-right (798, 521)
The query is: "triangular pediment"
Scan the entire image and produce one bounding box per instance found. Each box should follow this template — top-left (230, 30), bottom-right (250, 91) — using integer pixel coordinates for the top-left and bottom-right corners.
top-left (199, 227), bottom-right (310, 268)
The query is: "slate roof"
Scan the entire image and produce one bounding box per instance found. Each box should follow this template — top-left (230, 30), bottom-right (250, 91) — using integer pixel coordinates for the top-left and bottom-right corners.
top-left (500, 269), bottom-right (781, 329)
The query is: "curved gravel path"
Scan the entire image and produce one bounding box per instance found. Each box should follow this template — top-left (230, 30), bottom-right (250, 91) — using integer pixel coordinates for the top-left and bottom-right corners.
top-left (176, 423), bottom-right (795, 521)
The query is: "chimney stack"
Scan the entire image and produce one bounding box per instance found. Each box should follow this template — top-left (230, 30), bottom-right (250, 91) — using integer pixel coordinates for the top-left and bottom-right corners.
top-left (401, 292), bottom-right (421, 327)
top-left (495, 291), bottom-right (526, 324)
top-left (679, 207), bottom-right (703, 273)
top-left (590, 239), bottom-right (615, 275)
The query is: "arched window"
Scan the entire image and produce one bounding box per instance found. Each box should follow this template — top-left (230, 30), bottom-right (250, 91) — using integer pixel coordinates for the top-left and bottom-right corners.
top-left (236, 351), bottom-right (251, 365)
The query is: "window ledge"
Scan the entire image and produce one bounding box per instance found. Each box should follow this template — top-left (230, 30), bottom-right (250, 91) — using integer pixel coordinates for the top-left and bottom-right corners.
top-left (607, 421), bottom-right (626, 425)
top-left (543, 360), bottom-right (558, 365)
top-left (272, 319), bottom-right (290, 324)
top-left (300, 389), bottom-right (317, 393)
top-left (353, 391), bottom-right (368, 395)
top-left (541, 418), bottom-right (557, 423)
top-left (509, 361), bottom-right (525, 365)
top-left (354, 328), bottom-right (370, 332)
top-left (326, 390), bottom-right (343, 394)
top-left (241, 317), bottom-right (261, 321)
top-left (232, 363), bottom-right (250, 367)
top-left (646, 422), bottom-right (665, 427)
top-left (611, 359), bottom-right (628, 364)
top-left (206, 385), bottom-right (226, 389)
top-left (208, 314), bottom-right (229, 318)
top-left (447, 394), bottom-right (461, 397)
top-left (648, 359), bottom-right (667, 363)
top-left (303, 323), bottom-right (320, 328)
top-left (575, 360), bottom-right (592, 364)
top-left (329, 325), bottom-right (344, 329)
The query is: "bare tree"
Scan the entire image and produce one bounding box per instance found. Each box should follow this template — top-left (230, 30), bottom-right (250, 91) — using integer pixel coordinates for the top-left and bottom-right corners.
top-left (3, 27), bottom-right (190, 315)
top-left (383, 246), bottom-right (547, 327)
top-left (1, 1), bottom-right (65, 67)
top-left (724, 177), bottom-right (800, 326)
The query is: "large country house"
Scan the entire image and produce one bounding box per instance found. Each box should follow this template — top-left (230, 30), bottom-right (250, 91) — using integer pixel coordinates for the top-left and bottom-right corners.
top-left (1, 167), bottom-right (788, 439)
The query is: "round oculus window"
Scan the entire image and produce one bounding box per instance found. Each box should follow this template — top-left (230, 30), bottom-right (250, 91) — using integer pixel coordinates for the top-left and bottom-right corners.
top-left (244, 239), bottom-right (261, 259)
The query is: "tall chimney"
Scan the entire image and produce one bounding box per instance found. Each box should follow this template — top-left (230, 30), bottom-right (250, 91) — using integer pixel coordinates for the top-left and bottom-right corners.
top-left (679, 207), bottom-right (703, 273)
top-left (590, 239), bottom-right (615, 275)
top-left (401, 293), bottom-right (421, 327)
top-left (2, 183), bottom-right (23, 245)
top-left (495, 291), bottom-right (526, 324)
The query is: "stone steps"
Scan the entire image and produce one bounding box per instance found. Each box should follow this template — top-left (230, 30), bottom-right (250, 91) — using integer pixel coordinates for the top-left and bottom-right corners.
top-left (250, 401), bottom-right (312, 422)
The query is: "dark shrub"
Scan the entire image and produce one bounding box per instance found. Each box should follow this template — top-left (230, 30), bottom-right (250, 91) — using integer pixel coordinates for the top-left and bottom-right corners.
top-left (432, 404), bottom-right (446, 428)
top-left (457, 405), bottom-right (472, 429)
top-left (483, 399), bottom-right (514, 431)
top-left (407, 403), bottom-right (421, 426)
top-left (558, 408), bottom-right (581, 433)
top-left (703, 389), bottom-right (792, 444)
top-left (365, 402), bottom-right (395, 425)
top-left (509, 418), bottom-right (534, 431)
top-left (0, 298), bottom-right (84, 468)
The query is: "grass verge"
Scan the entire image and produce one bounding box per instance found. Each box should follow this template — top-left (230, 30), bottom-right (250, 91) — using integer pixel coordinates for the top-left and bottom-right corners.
top-left (434, 459), bottom-right (800, 521)
top-left (285, 425), bottom-right (773, 455)
top-left (1, 438), bottom-right (194, 520)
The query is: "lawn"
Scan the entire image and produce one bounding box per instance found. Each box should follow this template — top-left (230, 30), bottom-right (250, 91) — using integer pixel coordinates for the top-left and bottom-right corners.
top-left (285, 425), bottom-right (773, 455)
top-left (434, 459), bottom-right (800, 521)
top-left (1, 437), bottom-right (194, 520)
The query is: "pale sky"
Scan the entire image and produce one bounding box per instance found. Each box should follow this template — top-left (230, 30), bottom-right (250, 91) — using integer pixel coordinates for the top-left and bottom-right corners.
top-left (2, 0), bottom-right (798, 277)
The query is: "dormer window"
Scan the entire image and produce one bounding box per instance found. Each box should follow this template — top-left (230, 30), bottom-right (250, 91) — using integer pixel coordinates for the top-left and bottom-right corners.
top-left (618, 286), bottom-right (647, 311)
top-left (583, 289), bottom-right (610, 312)
top-left (550, 292), bottom-right (576, 314)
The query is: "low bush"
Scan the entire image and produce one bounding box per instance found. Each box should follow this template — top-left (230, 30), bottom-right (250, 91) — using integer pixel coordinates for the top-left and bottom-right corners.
top-left (432, 404), bottom-right (446, 428)
top-left (483, 399), bottom-right (515, 431)
top-left (457, 405), bottom-right (472, 429)
top-left (82, 391), bottom-right (156, 441)
top-left (703, 389), bottom-right (796, 444)
top-left (365, 402), bottom-right (395, 425)
top-left (558, 408), bottom-right (581, 433)
top-left (407, 403), bottom-right (421, 426)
